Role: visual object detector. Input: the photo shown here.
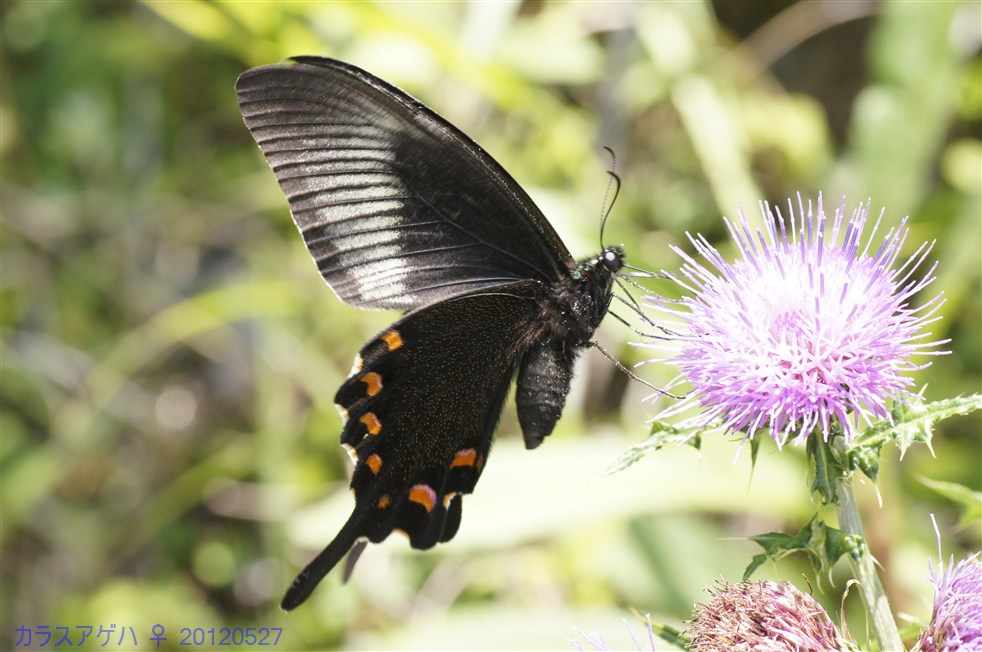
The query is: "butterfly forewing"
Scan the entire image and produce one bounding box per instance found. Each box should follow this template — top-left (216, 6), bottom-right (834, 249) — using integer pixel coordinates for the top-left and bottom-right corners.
top-left (236, 57), bottom-right (574, 310)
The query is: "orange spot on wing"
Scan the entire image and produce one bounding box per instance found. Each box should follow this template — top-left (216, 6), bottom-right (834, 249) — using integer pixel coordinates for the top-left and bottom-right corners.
top-left (408, 484), bottom-right (436, 512)
top-left (442, 491), bottom-right (457, 508)
top-left (377, 494), bottom-right (391, 509)
top-left (366, 454), bottom-right (382, 475)
top-left (476, 453), bottom-right (485, 473)
top-left (381, 329), bottom-right (403, 351)
top-left (450, 448), bottom-right (477, 469)
top-left (361, 372), bottom-right (383, 396)
top-left (359, 412), bottom-right (382, 435)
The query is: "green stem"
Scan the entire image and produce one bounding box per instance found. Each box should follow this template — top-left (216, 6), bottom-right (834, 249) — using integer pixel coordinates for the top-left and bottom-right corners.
top-left (833, 467), bottom-right (905, 651)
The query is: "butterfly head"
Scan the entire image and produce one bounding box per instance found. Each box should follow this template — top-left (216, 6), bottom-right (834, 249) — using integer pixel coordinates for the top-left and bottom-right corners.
top-left (573, 246), bottom-right (625, 280)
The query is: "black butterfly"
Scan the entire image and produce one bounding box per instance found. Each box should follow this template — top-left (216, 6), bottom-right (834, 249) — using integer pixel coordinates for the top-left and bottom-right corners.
top-left (236, 57), bottom-right (625, 610)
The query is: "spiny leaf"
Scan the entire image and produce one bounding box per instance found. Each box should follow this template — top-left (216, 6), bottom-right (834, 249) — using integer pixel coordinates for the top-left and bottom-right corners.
top-left (651, 622), bottom-right (687, 648)
top-left (601, 420), bottom-right (697, 476)
top-left (848, 443), bottom-right (883, 482)
top-left (745, 523), bottom-right (816, 581)
top-left (744, 517), bottom-right (863, 582)
top-left (851, 394), bottom-right (982, 461)
top-left (807, 436), bottom-right (847, 505)
top-left (622, 608), bottom-right (688, 648)
top-left (749, 434), bottom-right (760, 474)
top-left (744, 553), bottom-right (769, 580)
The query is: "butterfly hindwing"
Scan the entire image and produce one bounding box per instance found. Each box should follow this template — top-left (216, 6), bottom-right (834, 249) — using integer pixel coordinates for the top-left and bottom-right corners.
top-left (280, 281), bottom-right (545, 609)
top-left (235, 57), bottom-right (575, 311)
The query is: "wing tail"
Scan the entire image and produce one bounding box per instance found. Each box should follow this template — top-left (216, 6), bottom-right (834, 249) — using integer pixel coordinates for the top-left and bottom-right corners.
top-left (281, 512), bottom-right (364, 611)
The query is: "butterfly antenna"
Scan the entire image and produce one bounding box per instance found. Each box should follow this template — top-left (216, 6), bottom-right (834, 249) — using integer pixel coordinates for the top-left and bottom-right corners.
top-left (590, 341), bottom-right (682, 399)
top-left (599, 146), bottom-right (621, 249)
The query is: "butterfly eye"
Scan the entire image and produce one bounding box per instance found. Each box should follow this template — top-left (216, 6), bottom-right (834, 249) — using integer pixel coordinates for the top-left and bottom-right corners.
top-left (603, 249), bottom-right (624, 272)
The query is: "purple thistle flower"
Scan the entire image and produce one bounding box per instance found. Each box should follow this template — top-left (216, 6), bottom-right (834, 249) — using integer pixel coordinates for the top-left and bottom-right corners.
top-left (641, 194), bottom-right (947, 445)
top-left (685, 580), bottom-right (853, 652)
top-left (917, 553), bottom-right (982, 651)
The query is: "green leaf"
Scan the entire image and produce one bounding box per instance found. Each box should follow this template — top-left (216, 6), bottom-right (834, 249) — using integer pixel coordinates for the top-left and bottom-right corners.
top-left (744, 553), bottom-right (769, 580)
top-left (895, 394), bottom-right (982, 455)
top-left (600, 420), bottom-right (698, 476)
top-left (745, 528), bottom-right (811, 581)
top-left (918, 476), bottom-right (982, 527)
top-left (850, 394), bottom-right (982, 464)
top-left (642, 617), bottom-right (688, 649)
top-left (848, 442), bottom-right (883, 482)
top-left (807, 436), bottom-right (847, 505)
top-left (891, 396), bottom-right (938, 453)
top-left (744, 517), bottom-right (863, 582)
top-left (749, 434), bottom-right (760, 473)
top-left (824, 523), bottom-right (864, 565)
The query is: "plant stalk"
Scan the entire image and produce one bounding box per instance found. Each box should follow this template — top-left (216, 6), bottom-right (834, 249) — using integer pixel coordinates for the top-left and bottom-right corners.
top-left (833, 468), bottom-right (905, 651)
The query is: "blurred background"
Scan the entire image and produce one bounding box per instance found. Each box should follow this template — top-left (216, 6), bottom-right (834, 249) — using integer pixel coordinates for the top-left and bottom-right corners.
top-left (2, 1), bottom-right (979, 650)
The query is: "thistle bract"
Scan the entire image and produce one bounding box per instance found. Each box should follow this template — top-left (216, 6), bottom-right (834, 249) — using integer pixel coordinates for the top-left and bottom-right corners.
top-left (643, 195), bottom-right (946, 445)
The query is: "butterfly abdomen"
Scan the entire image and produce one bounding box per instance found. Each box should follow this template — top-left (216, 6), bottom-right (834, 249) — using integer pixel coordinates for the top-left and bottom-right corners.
top-left (515, 344), bottom-right (577, 449)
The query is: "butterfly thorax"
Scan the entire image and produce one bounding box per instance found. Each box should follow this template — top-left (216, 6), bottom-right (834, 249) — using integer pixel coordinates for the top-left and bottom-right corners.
top-left (539, 245), bottom-right (624, 345)
top-left (571, 246), bottom-right (624, 334)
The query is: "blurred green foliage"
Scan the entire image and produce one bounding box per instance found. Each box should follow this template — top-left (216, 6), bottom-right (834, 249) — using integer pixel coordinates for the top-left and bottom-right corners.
top-left (2, 1), bottom-right (979, 650)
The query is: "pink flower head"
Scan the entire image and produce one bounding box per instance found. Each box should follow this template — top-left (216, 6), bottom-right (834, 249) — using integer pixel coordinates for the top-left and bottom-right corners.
top-left (685, 580), bottom-right (851, 652)
top-left (642, 194), bottom-right (947, 445)
top-left (917, 554), bottom-right (982, 651)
